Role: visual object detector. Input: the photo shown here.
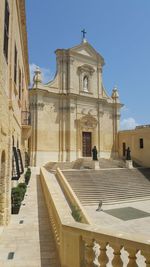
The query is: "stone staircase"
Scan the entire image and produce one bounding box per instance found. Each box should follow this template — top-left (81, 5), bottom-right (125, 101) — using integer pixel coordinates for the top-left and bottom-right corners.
top-left (45, 161), bottom-right (74, 171)
top-left (73, 157), bottom-right (95, 169)
top-left (99, 158), bottom-right (126, 168)
top-left (62, 168), bottom-right (150, 206)
top-left (45, 158), bottom-right (126, 172)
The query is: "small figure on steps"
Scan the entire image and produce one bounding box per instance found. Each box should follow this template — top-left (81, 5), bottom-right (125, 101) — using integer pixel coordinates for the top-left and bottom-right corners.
top-left (96, 200), bottom-right (103, 211)
top-left (92, 146), bottom-right (98, 161)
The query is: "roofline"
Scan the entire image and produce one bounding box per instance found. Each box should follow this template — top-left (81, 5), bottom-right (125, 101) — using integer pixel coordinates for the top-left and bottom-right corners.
top-left (17, 0), bottom-right (30, 85)
top-left (55, 41), bottom-right (105, 65)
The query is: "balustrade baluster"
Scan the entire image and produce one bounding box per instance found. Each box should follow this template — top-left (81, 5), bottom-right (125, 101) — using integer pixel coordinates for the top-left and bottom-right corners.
top-left (97, 241), bottom-right (109, 267)
top-left (111, 244), bottom-right (123, 267)
top-left (126, 248), bottom-right (139, 267)
top-left (141, 251), bottom-right (150, 267)
top-left (84, 238), bottom-right (94, 267)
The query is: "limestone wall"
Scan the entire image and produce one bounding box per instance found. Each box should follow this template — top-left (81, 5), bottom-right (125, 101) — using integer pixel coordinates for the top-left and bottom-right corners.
top-left (118, 127), bottom-right (150, 167)
top-left (30, 41), bottom-right (121, 166)
top-left (30, 89), bottom-right (118, 165)
top-left (0, 0), bottom-right (30, 225)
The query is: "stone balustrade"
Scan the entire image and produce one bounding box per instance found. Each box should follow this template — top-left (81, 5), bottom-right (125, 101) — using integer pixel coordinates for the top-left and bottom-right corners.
top-left (56, 167), bottom-right (91, 224)
top-left (40, 167), bottom-right (150, 267)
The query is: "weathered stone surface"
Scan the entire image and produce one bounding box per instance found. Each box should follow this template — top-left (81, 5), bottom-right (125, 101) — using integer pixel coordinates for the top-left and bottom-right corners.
top-left (0, 0), bottom-right (30, 225)
top-left (29, 42), bottom-right (123, 166)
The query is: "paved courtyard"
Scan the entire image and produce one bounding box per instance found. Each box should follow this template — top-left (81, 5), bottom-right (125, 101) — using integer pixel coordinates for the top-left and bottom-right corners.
top-left (85, 200), bottom-right (150, 238)
top-left (0, 168), bottom-right (60, 267)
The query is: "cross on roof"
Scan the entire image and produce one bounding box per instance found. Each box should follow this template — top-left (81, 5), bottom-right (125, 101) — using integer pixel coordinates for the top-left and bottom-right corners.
top-left (81, 29), bottom-right (87, 40)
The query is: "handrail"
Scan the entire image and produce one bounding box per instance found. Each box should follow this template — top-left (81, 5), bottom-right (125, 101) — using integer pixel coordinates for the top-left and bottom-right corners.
top-left (56, 168), bottom-right (91, 224)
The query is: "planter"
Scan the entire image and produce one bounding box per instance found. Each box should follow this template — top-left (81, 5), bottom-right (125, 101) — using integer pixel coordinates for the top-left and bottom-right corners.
top-left (11, 204), bottom-right (21, 214)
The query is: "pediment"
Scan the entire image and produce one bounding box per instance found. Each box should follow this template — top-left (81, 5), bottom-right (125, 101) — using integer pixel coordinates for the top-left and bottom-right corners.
top-left (75, 48), bottom-right (94, 57)
top-left (69, 42), bottom-right (105, 65)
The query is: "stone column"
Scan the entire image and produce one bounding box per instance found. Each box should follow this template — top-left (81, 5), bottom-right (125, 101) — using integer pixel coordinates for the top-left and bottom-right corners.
top-left (111, 87), bottom-right (121, 158)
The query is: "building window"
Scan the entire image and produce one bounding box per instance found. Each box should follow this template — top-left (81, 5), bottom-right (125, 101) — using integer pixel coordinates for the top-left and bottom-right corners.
top-left (83, 76), bottom-right (88, 92)
top-left (14, 45), bottom-right (18, 84)
top-left (3, 0), bottom-right (10, 62)
top-left (19, 68), bottom-right (21, 100)
top-left (139, 138), bottom-right (144, 149)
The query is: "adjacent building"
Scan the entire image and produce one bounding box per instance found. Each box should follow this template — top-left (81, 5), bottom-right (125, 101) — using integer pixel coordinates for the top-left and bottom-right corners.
top-left (29, 38), bottom-right (123, 166)
top-left (0, 0), bottom-right (30, 225)
top-left (119, 125), bottom-right (150, 167)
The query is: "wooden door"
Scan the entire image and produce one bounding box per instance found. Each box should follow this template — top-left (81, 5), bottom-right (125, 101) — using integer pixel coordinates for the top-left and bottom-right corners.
top-left (122, 142), bottom-right (126, 157)
top-left (82, 132), bottom-right (92, 157)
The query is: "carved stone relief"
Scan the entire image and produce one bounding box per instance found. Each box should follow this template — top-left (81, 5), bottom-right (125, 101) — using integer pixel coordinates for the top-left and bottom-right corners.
top-left (30, 102), bottom-right (45, 110)
top-left (80, 114), bottom-right (98, 130)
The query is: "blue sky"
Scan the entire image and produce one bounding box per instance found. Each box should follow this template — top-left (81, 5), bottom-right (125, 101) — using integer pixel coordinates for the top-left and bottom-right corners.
top-left (26, 0), bottom-right (150, 129)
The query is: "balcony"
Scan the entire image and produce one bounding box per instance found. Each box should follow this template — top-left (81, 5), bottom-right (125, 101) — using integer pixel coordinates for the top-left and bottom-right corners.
top-left (21, 111), bottom-right (32, 140)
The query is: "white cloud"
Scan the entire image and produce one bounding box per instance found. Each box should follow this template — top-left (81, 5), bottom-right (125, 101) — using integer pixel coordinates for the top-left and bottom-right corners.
top-left (120, 117), bottom-right (138, 130)
top-left (29, 63), bottom-right (53, 85)
top-left (121, 105), bottom-right (129, 113)
top-left (29, 63), bottom-right (37, 83)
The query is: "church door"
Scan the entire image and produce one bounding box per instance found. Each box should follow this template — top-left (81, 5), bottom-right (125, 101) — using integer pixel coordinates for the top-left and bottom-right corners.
top-left (122, 142), bottom-right (126, 157)
top-left (82, 132), bottom-right (92, 157)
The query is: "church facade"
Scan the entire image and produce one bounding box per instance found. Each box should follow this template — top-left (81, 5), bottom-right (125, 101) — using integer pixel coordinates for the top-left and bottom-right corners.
top-left (29, 40), bottom-right (122, 166)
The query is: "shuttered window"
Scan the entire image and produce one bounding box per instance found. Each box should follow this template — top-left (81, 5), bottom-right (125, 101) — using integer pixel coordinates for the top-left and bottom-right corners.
top-left (3, 0), bottom-right (10, 62)
top-left (19, 68), bottom-right (21, 99)
top-left (139, 138), bottom-right (144, 149)
top-left (14, 45), bottom-right (17, 84)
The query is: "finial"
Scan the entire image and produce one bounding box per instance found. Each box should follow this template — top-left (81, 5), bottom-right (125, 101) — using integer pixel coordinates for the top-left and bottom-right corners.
top-left (33, 66), bottom-right (42, 86)
top-left (81, 29), bottom-right (87, 43)
top-left (112, 85), bottom-right (120, 101)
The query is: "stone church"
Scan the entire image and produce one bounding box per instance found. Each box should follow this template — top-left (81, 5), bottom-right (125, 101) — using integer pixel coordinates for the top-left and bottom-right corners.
top-left (29, 37), bottom-right (123, 166)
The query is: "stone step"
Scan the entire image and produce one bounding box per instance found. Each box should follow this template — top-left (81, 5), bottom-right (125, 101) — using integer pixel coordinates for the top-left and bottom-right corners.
top-left (45, 158), bottom-right (127, 171)
top-left (63, 168), bottom-right (150, 205)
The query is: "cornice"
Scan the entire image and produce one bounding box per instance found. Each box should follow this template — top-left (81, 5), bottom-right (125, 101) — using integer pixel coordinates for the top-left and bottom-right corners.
top-left (29, 87), bottom-right (122, 109)
top-left (16, 0), bottom-right (30, 84)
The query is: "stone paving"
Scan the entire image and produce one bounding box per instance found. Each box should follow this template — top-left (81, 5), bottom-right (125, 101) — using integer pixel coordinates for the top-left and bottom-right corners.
top-left (0, 168), bottom-right (60, 267)
top-left (62, 167), bottom-right (150, 266)
top-left (85, 200), bottom-right (150, 238)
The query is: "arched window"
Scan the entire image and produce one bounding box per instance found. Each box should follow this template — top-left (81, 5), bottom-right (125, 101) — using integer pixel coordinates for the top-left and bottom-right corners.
top-left (83, 76), bottom-right (88, 92)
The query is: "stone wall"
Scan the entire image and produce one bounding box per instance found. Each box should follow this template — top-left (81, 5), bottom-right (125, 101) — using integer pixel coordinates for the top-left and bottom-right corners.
top-left (0, 0), bottom-right (30, 225)
top-left (118, 126), bottom-right (150, 167)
